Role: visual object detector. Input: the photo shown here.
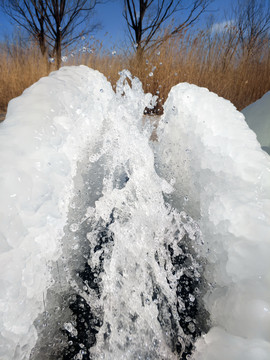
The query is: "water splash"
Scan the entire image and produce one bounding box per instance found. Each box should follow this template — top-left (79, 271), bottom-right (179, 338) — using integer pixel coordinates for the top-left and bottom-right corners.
top-left (30, 71), bottom-right (208, 360)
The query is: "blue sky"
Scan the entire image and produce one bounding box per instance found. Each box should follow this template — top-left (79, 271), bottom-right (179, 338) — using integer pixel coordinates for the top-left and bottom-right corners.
top-left (0, 0), bottom-right (233, 48)
top-left (94, 0), bottom-right (233, 48)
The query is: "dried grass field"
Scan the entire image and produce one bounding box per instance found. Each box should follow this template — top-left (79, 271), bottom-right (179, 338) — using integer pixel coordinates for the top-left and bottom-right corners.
top-left (1, 29), bottom-right (269, 115)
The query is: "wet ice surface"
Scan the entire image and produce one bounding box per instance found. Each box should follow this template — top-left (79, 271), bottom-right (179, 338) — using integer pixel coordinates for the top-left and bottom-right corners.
top-left (157, 83), bottom-right (270, 360)
top-left (30, 149), bottom-right (208, 360)
top-left (29, 71), bottom-right (209, 360)
top-left (0, 66), bottom-right (270, 360)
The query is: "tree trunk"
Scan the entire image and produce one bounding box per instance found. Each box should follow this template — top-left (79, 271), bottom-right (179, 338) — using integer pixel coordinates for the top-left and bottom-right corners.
top-left (38, 32), bottom-right (47, 57)
top-left (55, 31), bottom-right (62, 70)
top-left (136, 44), bottom-right (144, 61)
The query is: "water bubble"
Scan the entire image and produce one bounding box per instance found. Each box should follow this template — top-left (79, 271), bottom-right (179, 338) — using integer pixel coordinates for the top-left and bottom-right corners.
top-left (100, 89), bottom-right (104, 93)
top-left (69, 223), bottom-right (79, 232)
top-left (148, 72), bottom-right (154, 77)
top-left (81, 36), bottom-right (85, 40)
top-left (156, 51), bottom-right (160, 56)
top-left (49, 57), bottom-right (55, 63)
top-left (74, 349), bottom-right (84, 359)
top-left (189, 294), bottom-right (195, 302)
top-left (64, 322), bottom-right (78, 337)
top-left (146, 59), bottom-right (149, 64)
top-left (188, 322), bottom-right (196, 333)
top-left (111, 50), bottom-right (116, 55)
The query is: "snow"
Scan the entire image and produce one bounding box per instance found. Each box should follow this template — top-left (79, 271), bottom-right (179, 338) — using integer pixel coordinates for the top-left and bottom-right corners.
top-left (157, 83), bottom-right (270, 359)
top-left (242, 91), bottom-right (270, 155)
top-left (0, 66), bottom-right (270, 360)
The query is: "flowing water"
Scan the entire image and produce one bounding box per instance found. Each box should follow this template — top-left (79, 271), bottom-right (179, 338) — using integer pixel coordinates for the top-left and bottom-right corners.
top-left (29, 71), bottom-right (210, 360)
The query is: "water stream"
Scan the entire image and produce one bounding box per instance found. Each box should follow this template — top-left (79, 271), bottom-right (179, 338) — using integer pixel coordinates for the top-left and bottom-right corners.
top-left (30, 71), bottom-right (210, 360)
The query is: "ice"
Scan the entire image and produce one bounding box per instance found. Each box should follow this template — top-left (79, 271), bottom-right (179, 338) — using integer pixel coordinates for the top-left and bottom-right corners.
top-left (0, 65), bottom-right (114, 359)
top-left (0, 68), bottom-right (269, 360)
top-left (242, 91), bottom-right (270, 154)
top-left (157, 83), bottom-right (270, 359)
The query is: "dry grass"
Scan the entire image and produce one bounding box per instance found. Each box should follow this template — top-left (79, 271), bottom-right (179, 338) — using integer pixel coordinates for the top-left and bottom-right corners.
top-left (0, 30), bottom-right (270, 115)
top-left (0, 39), bottom-right (53, 113)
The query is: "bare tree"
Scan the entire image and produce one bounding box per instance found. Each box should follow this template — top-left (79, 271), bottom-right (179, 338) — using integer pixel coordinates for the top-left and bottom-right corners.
top-left (1, 0), bottom-right (48, 55)
top-left (123, 0), bottom-right (212, 57)
top-left (231, 0), bottom-right (270, 58)
top-left (1, 0), bottom-right (99, 68)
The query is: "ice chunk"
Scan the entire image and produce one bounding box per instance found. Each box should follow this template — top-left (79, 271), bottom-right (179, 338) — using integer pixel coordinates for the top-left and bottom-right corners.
top-left (0, 66), bottom-right (114, 359)
top-left (157, 83), bottom-right (270, 360)
top-left (242, 91), bottom-right (270, 154)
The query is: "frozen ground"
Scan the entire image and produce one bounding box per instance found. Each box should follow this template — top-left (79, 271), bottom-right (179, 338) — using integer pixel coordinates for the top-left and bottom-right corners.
top-left (0, 66), bottom-right (269, 360)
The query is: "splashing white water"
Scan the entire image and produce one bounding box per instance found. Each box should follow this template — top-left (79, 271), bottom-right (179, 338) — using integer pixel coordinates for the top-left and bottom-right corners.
top-left (0, 66), bottom-right (269, 360)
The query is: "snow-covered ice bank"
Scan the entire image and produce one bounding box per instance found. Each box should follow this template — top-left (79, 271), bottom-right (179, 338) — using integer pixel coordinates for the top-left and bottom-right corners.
top-left (0, 66), bottom-right (270, 360)
top-left (157, 83), bottom-right (270, 360)
top-left (0, 66), bottom-right (114, 359)
top-left (242, 91), bottom-right (270, 155)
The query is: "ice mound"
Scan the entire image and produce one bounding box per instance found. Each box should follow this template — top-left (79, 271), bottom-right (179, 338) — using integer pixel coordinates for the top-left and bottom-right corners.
top-left (0, 66), bottom-right (114, 359)
top-left (1, 66), bottom-right (270, 360)
top-left (157, 83), bottom-right (270, 360)
top-left (242, 91), bottom-right (270, 154)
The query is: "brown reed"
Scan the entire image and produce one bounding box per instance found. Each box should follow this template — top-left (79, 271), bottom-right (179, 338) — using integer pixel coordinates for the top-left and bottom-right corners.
top-left (0, 29), bottom-right (269, 115)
